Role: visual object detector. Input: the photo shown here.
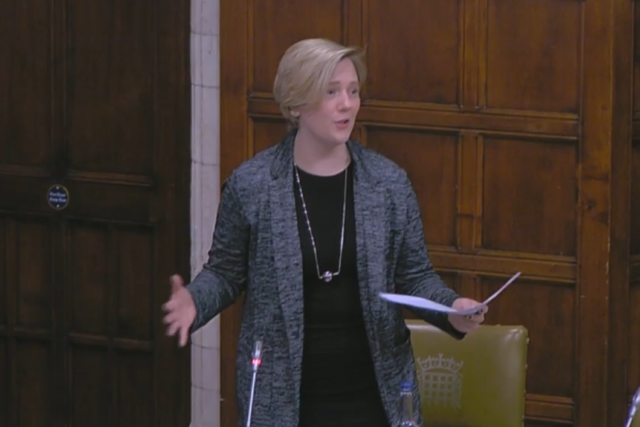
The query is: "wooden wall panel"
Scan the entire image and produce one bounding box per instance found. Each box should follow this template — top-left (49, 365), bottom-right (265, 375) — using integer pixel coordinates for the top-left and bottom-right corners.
top-left (482, 137), bottom-right (577, 256)
top-left (629, 282), bottom-right (640, 400)
top-left (484, 0), bottom-right (581, 113)
top-left (251, 0), bottom-right (345, 95)
top-left (221, 0), bottom-right (635, 426)
top-left (70, 347), bottom-right (109, 425)
top-left (116, 352), bottom-right (154, 426)
top-left (364, 0), bottom-right (462, 105)
top-left (0, 338), bottom-right (6, 426)
top-left (66, 0), bottom-right (157, 176)
top-left (16, 343), bottom-right (52, 425)
top-left (634, 5), bottom-right (640, 119)
top-left (0, 0), bottom-right (52, 169)
top-left (0, 0), bottom-right (192, 425)
top-left (16, 220), bottom-right (53, 329)
top-left (69, 224), bottom-right (110, 336)
top-left (626, 284), bottom-right (640, 397)
top-left (0, 219), bottom-right (5, 427)
top-left (628, 2), bottom-right (640, 421)
top-left (631, 140), bottom-right (640, 255)
top-left (631, 138), bottom-right (640, 403)
top-left (117, 230), bottom-right (155, 341)
top-left (252, 119), bottom-right (289, 156)
top-left (483, 277), bottom-right (574, 398)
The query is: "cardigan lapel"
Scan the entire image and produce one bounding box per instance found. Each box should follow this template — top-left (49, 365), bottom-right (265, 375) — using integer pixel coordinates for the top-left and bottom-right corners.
top-left (349, 142), bottom-right (388, 356)
top-left (268, 135), bottom-right (305, 403)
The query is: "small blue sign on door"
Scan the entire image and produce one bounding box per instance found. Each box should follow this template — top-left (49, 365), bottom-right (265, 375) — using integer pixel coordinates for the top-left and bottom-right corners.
top-left (47, 185), bottom-right (69, 210)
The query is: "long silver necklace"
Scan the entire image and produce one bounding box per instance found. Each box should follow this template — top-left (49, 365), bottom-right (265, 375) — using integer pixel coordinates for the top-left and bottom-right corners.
top-left (293, 165), bottom-right (348, 283)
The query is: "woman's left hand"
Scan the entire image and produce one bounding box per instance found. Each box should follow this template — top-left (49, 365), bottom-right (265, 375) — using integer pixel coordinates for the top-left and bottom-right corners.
top-left (447, 298), bottom-right (487, 333)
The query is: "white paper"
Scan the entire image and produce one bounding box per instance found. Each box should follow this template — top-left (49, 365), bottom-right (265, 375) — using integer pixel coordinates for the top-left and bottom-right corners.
top-left (379, 272), bottom-right (521, 316)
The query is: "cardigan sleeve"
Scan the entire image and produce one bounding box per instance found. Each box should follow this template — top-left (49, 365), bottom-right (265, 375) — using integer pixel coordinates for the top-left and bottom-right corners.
top-left (393, 172), bottom-right (466, 339)
top-left (186, 176), bottom-right (250, 332)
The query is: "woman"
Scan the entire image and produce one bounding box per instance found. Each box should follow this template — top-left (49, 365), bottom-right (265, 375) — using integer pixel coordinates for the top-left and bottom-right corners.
top-left (163, 38), bottom-right (486, 427)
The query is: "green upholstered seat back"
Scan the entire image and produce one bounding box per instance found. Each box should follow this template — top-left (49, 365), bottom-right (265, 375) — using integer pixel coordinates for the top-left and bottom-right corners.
top-left (406, 320), bottom-right (529, 427)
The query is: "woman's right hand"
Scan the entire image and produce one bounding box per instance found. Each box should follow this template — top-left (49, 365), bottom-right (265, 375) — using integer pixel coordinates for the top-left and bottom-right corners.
top-left (162, 274), bottom-right (196, 347)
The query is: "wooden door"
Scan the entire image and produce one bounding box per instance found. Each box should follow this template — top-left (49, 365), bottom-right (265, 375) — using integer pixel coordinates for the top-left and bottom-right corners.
top-left (0, 1), bottom-right (191, 426)
top-left (220, 1), bottom-right (636, 427)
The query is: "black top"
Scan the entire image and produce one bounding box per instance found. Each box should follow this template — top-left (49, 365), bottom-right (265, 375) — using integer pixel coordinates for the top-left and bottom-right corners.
top-left (294, 163), bottom-right (389, 427)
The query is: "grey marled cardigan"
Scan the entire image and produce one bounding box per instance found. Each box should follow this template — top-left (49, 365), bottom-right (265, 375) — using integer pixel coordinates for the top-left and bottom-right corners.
top-left (187, 133), bottom-right (463, 427)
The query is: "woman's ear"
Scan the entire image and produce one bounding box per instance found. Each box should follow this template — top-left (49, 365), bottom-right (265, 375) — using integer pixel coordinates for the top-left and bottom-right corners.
top-left (290, 109), bottom-right (300, 117)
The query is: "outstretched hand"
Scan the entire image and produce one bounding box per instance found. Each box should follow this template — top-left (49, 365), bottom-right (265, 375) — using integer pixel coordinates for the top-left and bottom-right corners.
top-left (162, 275), bottom-right (196, 347)
top-left (447, 297), bottom-right (487, 333)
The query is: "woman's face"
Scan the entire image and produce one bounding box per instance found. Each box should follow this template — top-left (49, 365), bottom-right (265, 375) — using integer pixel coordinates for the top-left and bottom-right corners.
top-left (296, 58), bottom-right (361, 148)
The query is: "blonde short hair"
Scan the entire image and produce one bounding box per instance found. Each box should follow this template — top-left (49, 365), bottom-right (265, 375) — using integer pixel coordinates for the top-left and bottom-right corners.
top-left (273, 38), bottom-right (367, 128)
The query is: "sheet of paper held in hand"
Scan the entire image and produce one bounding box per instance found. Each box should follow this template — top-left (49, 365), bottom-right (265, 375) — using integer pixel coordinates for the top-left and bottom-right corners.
top-left (379, 272), bottom-right (521, 316)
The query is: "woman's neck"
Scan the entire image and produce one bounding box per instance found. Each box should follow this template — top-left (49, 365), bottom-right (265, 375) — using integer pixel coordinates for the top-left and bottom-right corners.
top-left (293, 130), bottom-right (351, 176)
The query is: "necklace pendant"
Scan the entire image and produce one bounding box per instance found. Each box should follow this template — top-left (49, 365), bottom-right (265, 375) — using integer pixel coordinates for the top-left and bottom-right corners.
top-left (321, 271), bottom-right (333, 282)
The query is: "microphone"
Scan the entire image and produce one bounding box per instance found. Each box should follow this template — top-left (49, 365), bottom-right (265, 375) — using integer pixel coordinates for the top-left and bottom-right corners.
top-left (624, 386), bottom-right (640, 427)
top-left (245, 340), bottom-right (263, 427)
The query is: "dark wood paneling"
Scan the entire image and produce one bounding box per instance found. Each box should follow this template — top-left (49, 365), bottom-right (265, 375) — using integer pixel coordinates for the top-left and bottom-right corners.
top-left (632, 141), bottom-right (640, 255)
top-left (221, 0), bottom-right (635, 426)
top-left (364, 0), bottom-right (462, 105)
top-left (17, 343), bottom-right (53, 426)
top-left (69, 223), bottom-right (110, 336)
top-left (250, 0), bottom-right (345, 94)
top-left (249, 96), bottom-right (581, 136)
top-left (117, 229), bottom-right (155, 341)
top-left (607, 0), bottom-right (634, 423)
top-left (0, 0), bottom-right (52, 168)
top-left (580, 0), bottom-right (633, 425)
top-left (629, 281), bottom-right (640, 399)
top-left (483, 0), bottom-right (582, 113)
top-left (483, 276), bottom-right (575, 398)
top-left (482, 137), bottom-right (577, 257)
top-left (0, 337), bottom-right (7, 426)
top-left (252, 118), bottom-right (289, 156)
top-left (15, 220), bottom-right (53, 329)
top-left (634, 4), bottom-right (640, 119)
top-left (525, 394), bottom-right (574, 425)
top-left (0, 0), bottom-right (191, 425)
top-left (117, 351), bottom-right (154, 426)
top-left (70, 346), bottom-right (108, 426)
top-left (66, 0), bottom-right (157, 176)
top-left (629, 280), bottom-right (640, 400)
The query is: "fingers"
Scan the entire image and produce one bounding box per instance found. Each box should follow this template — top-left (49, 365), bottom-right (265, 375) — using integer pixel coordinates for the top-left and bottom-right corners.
top-left (165, 322), bottom-right (189, 347)
top-left (162, 299), bottom-right (177, 313)
top-left (469, 312), bottom-right (485, 323)
top-left (170, 274), bottom-right (185, 294)
top-left (471, 314), bottom-right (484, 324)
top-left (166, 320), bottom-right (181, 337)
top-left (179, 326), bottom-right (189, 347)
top-left (163, 310), bottom-right (180, 325)
top-left (461, 312), bottom-right (484, 328)
top-left (162, 275), bottom-right (191, 347)
top-left (464, 305), bottom-right (488, 320)
top-left (162, 304), bottom-right (184, 337)
top-left (165, 317), bottom-right (191, 346)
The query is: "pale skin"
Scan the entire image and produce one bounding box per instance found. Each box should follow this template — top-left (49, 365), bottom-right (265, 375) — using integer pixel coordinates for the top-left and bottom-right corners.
top-left (162, 58), bottom-right (486, 347)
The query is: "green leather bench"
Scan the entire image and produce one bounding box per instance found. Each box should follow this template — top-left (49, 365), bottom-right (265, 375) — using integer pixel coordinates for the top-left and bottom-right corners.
top-left (406, 320), bottom-right (529, 427)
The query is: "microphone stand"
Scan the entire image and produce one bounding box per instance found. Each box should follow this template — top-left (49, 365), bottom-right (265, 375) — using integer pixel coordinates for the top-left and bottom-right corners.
top-left (624, 386), bottom-right (640, 427)
top-left (246, 340), bottom-right (263, 427)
